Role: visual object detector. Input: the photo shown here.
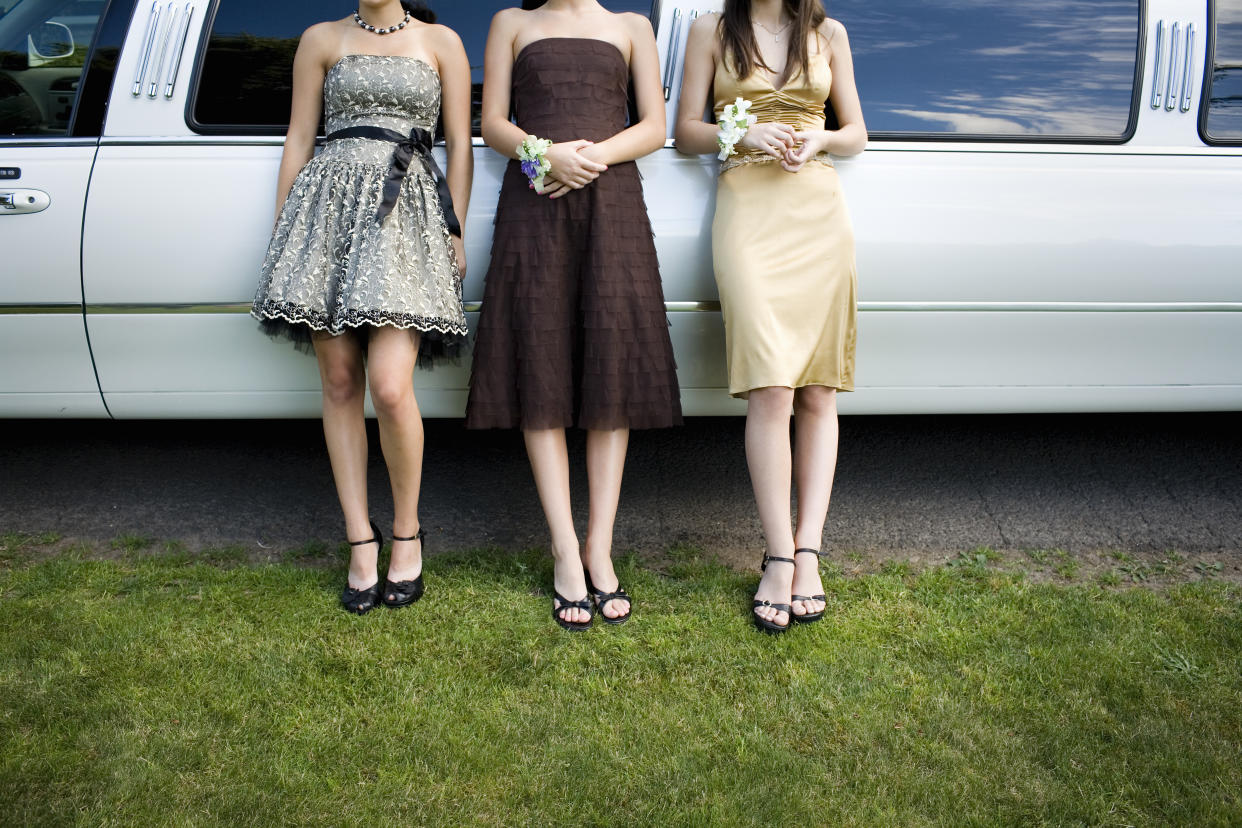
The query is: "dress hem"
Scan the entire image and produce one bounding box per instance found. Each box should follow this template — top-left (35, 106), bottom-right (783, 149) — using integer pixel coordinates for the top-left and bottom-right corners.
top-left (730, 380), bottom-right (854, 400)
top-left (250, 301), bottom-right (469, 339)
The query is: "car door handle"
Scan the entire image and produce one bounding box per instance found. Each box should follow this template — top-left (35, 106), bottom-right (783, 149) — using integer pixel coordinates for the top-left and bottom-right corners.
top-left (0, 189), bottom-right (51, 215)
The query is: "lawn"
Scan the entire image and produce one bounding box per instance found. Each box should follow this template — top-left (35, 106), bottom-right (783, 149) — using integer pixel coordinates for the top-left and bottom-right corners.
top-left (1, 533), bottom-right (1239, 826)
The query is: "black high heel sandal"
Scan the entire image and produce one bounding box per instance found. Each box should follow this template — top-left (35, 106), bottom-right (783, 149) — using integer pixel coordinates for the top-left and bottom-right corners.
top-left (585, 570), bottom-right (632, 625)
top-left (382, 528), bottom-right (426, 608)
top-left (752, 552), bottom-right (794, 634)
top-left (552, 591), bottom-right (593, 632)
top-left (340, 521), bottom-right (382, 615)
top-left (791, 548), bottom-right (828, 625)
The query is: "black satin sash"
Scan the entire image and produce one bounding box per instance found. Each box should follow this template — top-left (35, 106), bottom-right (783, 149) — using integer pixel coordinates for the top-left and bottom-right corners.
top-left (324, 125), bottom-right (461, 237)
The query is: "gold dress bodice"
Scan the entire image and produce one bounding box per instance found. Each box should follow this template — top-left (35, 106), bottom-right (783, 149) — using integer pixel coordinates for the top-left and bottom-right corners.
top-left (713, 52), bottom-right (834, 174)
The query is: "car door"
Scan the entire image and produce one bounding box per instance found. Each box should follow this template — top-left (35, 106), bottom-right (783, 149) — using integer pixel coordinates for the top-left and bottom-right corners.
top-left (0, 0), bottom-right (118, 416)
top-left (81, 0), bottom-right (660, 418)
top-left (656, 0), bottom-right (1242, 413)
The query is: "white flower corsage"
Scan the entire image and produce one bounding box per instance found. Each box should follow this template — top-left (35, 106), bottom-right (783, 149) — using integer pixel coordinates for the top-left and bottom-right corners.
top-left (716, 97), bottom-right (757, 160)
top-left (517, 135), bottom-right (553, 193)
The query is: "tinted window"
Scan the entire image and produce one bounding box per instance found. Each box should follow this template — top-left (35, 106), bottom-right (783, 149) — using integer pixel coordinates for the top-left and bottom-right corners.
top-left (0, 0), bottom-right (105, 136)
top-left (832, 0), bottom-right (1141, 140)
top-left (1203, 0), bottom-right (1242, 143)
top-left (191, 1), bottom-right (653, 135)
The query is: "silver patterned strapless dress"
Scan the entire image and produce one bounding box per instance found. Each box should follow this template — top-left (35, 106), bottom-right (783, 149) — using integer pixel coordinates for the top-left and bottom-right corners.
top-left (251, 54), bottom-right (467, 363)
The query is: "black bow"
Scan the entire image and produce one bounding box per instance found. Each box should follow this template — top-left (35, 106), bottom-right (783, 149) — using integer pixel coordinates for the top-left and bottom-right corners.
top-left (324, 125), bottom-right (461, 237)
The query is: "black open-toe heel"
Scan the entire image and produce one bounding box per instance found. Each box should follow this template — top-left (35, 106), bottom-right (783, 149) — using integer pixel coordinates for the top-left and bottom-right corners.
top-left (791, 548), bottom-right (828, 625)
top-left (585, 570), bottom-right (632, 625)
top-left (752, 552), bottom-right (794, 634)
top-left (340, 521), bottom-right (382, 615)
top-left (552, 591), bottom-right (593, 632)
top-left (382, 528), bottom-right (426, 608)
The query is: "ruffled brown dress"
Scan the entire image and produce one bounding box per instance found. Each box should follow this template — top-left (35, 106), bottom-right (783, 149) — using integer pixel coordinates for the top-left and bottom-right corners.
top-left (465, 38), bottom-right (682, 431)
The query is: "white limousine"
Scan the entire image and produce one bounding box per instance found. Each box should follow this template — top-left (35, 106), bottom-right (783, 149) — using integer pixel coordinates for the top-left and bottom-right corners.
top-left (2, 0), bottom-right (1239, 418)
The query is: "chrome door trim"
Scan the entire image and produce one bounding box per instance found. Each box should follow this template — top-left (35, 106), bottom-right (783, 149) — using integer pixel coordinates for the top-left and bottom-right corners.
top-left (132, 1), bottom-right (163, 96)
top-left (658, 139), bottom-right (1242, 155)
top-left (149, 2), bottom-right (178, 97)
top-left (856, 302), bottom-right (1242, 312)
top-left (0, 138), bottom-right (101, 148)
top-left (1164, 21), bottom-right (1181, 112)
top-left (63, 301), bottom-right (1242, 315)
top-left (1150, 19), bottom-right (1166, 109)
top-left (663, 7), bottom-right (683, 100)
top-left (1179, 23), bottom-right (1196, 113)
top-left (83, 302), bottom-right (253, 314)
top-left (0, 304), bottom-right (83, 314)
top-left (88, 137), bottom-right (1242, 156)
top-left (164, 3), bottom-right (196, 99)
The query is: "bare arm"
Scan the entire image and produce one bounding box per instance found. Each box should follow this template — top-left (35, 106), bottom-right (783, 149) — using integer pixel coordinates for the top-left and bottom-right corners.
top-left (786, 20), bottom-right (867, 169)
top-left (480, 10), bottom-right (606, 198)
top-left (432, 24), bottom-right (473, 269)
top-left (274, 25), bottom-right (332, 224)
top-left (479, 10), bottom-right (526, 159)
top-left (676, 14), bottom-right (796, 159)
top-left (579, 14), bottom-right (665, 166)
top-left (673, 14), bottom-right (721, 155)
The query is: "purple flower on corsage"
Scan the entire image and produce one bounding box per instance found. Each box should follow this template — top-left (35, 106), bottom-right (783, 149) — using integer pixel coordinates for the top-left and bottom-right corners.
top-left (516, 135), bottom-right (553, 193)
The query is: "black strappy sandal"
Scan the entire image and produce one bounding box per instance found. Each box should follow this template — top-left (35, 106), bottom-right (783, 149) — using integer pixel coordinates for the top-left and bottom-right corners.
top-left (791, 547), bottom-right (828, 625)
top-left (585, 570), bottom-right (632, 625)
top-left (382, 528), bottom-right (426, 608)
top-left (340, 521), bottom-right (382, 615)
top-left (752, 552), bottom-right (794, 634)
top-left (552, 591), bottom-right (593, 632)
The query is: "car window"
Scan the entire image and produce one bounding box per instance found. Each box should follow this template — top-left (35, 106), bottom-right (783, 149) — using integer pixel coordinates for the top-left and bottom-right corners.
top-left (190, 1), bottom-right (654, 135)
top-left (1203, 0), bottom-right (1242, 144)
top-left (0, 0), bottom-right (105, 136)
top-left (831, 0), bottom-right (1141, 141)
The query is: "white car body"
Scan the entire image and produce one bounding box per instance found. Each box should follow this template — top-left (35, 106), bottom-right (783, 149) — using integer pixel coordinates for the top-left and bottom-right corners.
top-left (1, 0), bottom-right (1239, 418)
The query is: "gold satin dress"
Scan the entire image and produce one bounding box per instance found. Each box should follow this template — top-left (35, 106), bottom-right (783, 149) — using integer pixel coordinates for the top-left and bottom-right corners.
top-left (712, 52), bottom-right (857, 398)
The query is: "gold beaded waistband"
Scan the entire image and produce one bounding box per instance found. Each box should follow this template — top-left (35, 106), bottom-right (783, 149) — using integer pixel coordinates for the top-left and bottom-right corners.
top-left (719, 151), bottom-right (835, 176)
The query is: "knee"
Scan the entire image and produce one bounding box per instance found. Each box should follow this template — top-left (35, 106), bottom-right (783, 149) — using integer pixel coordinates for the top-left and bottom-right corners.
top-left (321, 362), bottom-right (365, 407)
top-left (748, 386), bottom-right (796, 420)
top-left (795, 385), bottom-right (837, 418)
top-left (369, 374), bottom-right (414, 418)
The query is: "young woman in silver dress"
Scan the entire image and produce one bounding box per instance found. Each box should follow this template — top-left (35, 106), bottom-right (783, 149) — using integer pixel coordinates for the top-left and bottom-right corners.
top-left (251, 0), bottom-right (472, 614)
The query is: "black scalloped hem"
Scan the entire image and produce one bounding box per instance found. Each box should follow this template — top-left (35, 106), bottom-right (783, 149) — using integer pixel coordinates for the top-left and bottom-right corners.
top-left (253, 304), bottom-right (467, 369)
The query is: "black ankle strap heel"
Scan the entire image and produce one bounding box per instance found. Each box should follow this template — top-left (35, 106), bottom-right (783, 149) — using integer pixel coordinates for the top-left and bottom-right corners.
top-left (341, 520), bottom-right (382, 615)
top-left (753, 552), bottom-right (795, 634)
top-left (791, 548), bottom-right (827, 625)
top-left (382, 528), bottom-right (426, 608)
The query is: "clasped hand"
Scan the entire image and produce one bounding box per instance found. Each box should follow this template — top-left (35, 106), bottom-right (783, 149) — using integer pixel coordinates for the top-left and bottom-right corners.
top-left (739, 123), bottom-right (826, 173)
top-left (542, 140), bottom-right (608, 199)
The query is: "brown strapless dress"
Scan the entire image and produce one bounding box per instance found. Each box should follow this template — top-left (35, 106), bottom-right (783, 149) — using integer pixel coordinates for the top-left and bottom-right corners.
top-left (465, 38), bottom-right (682, 431)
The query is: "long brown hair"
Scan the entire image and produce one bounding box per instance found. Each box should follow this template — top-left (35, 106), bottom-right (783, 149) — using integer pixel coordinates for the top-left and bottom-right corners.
top-left (720, 0), bottom-right (826, 82)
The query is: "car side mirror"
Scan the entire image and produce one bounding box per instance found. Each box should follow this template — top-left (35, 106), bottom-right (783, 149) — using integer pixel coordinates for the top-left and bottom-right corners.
top-left (27, 21), bottom-right (75, 68)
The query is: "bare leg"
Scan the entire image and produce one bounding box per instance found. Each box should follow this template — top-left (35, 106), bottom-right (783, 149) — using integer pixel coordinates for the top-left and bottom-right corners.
top-left (366, 327), bottom-right (425, 594)
top-left (745, 386), bottom-right (797, 627)
top-left (583, 427), bottom-right (631, 619)
top-left (524, 428), bottom-right (590, 625)
top-left (791, 385), bottom-right (838, 617)
top-left (313, 331), bottom-right (375, 589)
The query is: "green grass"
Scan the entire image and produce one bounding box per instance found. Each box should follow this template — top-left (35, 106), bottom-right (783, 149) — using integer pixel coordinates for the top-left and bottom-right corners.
top-left (1, 544), bottom-right (1240, 826)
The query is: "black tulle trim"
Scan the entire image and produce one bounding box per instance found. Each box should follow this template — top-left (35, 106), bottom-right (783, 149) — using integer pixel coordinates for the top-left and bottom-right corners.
top-left (253, 301), bottom-right (467, 369)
